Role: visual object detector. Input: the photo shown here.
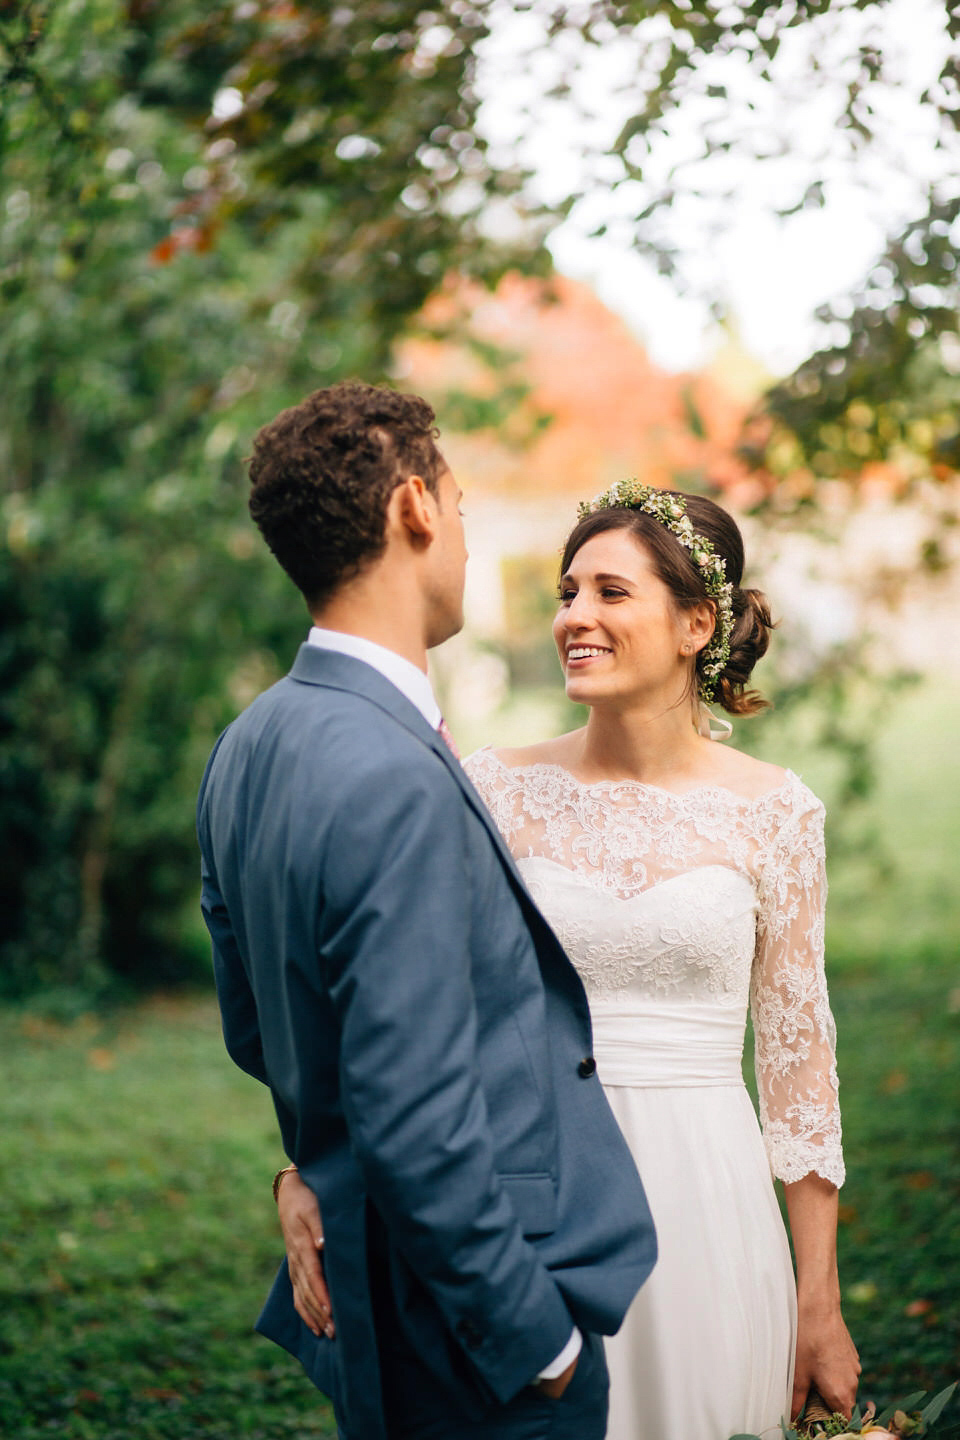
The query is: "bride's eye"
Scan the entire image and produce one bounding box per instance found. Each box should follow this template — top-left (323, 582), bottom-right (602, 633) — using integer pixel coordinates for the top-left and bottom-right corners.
top-left (558, 587), bottom-right (577, 603)
top-left (601, 587), bottom-right (627, 600)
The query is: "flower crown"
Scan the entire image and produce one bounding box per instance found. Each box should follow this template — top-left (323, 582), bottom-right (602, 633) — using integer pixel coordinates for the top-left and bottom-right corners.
top-left (576, 479), bottom-right (735, 702)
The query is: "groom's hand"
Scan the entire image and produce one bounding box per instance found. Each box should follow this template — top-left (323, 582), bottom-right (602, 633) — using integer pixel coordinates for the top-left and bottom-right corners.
top-left (276, 1169), bottom-right (335, 1339)
top-left (534, 1352), bottom-right (579, 1400)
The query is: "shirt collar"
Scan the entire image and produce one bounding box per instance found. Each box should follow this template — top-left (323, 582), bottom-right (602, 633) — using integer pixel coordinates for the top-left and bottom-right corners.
top-left (306, 627), bottom-right (442, 729)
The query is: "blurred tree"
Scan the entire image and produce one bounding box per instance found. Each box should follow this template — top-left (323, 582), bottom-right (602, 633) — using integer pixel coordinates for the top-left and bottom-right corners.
top-left (0, 0), bottom-right (553, 1000)
top-left (479, 0), bottom-right (960, 501)
top-left (752, 197), bottom-right (960, 511)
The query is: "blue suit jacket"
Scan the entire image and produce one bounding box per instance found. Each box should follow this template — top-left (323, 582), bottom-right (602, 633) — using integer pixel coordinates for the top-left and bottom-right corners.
top-left (197, 645), bottom-right (656, 1439)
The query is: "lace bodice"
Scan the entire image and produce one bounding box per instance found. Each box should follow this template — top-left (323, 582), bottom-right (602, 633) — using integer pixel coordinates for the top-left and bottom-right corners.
top-left (466, 747), bottom-right (844, 1188)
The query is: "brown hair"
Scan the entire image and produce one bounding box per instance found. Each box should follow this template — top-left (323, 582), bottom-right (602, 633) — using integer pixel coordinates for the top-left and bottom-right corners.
top-left (560, 491), bottom-right (774, 716)
top-left (248, 381), bottom-right (443, 608)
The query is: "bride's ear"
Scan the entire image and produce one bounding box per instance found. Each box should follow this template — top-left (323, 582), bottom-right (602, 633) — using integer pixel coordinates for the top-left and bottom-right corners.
top-left (683, 601), bottom-right (716, 656)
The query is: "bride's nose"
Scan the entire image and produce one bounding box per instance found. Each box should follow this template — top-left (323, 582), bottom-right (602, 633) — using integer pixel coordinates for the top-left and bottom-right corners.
top-left (563, 589), bottom-right (597, 630)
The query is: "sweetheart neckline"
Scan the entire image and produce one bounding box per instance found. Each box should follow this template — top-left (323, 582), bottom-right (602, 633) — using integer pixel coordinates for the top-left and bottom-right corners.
top-left (517, 856), bottom-right (756, 907)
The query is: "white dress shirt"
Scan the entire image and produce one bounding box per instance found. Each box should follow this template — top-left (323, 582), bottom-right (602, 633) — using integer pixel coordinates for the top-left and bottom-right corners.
top-left (307, 627), bottom-right (441, 727)
top-left (304, 626), bottom-right (581, 1384)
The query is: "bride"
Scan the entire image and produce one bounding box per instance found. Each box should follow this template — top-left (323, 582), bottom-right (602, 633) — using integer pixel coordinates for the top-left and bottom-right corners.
top-left (275, 481), bottom-right (860, 1439)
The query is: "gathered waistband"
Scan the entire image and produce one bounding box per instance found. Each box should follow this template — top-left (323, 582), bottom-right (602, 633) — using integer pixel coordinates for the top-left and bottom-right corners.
top-left (590, 1000), bottom-right (746, 1088)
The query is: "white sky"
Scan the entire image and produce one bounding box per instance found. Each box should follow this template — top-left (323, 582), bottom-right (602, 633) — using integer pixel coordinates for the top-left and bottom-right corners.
top-left (476, 0), bottom-right (956, 375)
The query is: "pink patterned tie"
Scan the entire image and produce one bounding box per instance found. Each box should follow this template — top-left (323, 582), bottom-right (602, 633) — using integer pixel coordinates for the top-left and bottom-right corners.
top-left (437, 717), bottom-right (460, 760)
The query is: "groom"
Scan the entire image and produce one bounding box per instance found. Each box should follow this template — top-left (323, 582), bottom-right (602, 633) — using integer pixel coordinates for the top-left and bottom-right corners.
top-left (197, 382), bottom-right (656, 1439)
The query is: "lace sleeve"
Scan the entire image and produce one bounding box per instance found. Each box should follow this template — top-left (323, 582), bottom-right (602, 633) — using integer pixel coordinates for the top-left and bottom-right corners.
top-left (751, 782), bottom-right (845, 1187)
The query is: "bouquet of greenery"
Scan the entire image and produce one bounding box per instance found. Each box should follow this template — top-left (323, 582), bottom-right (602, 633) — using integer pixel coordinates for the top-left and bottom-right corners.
top-left (729, 1382), bottom-right (957, 1440)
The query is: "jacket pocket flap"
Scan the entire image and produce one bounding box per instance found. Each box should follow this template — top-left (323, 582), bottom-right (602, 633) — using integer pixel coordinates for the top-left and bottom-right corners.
top-left (499, 1172), bottom-right (557, 1237)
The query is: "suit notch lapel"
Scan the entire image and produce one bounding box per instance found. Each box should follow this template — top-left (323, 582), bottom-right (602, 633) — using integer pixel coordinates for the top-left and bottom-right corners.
top-left (288, 644), bottom-right (572, 983)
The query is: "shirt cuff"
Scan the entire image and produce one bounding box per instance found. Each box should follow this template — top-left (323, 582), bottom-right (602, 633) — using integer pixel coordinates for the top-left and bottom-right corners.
top-left (536, 1326), bottom-right (582, 1381)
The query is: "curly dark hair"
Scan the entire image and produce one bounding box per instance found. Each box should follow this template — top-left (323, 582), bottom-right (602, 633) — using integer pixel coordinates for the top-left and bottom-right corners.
top-left (248, 381), bottom-right (444, 609)
top-left (560, 491), bottom-right (775, 716)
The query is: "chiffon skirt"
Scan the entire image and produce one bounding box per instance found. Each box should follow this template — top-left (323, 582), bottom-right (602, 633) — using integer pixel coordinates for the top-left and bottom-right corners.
top-left (600, 1080), bottom-right (796, 1440)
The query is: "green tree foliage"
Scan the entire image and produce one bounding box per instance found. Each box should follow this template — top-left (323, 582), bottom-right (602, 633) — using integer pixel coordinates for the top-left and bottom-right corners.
top-left (759, 196), bottom-right (960, 493)
top-left (487, 1), bottom-right (960, 496)
top-left (614, 0), bottom-right (960, 496)
top-left (0, 0), bottom-right (551, 1000)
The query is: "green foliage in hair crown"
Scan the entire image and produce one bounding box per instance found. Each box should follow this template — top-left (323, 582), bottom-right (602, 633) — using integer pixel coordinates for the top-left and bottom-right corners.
top-left (576, 480), bottom-right (735, 703)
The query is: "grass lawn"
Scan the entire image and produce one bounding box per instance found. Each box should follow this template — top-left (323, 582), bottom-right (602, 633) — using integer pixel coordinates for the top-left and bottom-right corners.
top-left (0, 996), bottom-right (337, 1439)
top-left (827, 958), bottom-right (960, 1411)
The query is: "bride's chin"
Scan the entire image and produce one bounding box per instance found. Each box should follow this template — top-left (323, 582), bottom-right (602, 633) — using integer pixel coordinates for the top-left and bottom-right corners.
top-left (564, 676), bottom-right (605, 704)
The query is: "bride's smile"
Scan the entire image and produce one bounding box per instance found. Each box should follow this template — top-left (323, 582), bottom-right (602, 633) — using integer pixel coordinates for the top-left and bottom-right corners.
top-left (565, 644), bottom-right (613, 665)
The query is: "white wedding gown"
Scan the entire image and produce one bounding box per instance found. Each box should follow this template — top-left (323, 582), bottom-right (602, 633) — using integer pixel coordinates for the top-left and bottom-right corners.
top-left (465, 749), bottom-right (845, 1440)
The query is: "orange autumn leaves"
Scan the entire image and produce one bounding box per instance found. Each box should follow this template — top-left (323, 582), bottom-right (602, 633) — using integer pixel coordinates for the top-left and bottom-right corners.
top-left (399, 272), bottom-right (759, 504)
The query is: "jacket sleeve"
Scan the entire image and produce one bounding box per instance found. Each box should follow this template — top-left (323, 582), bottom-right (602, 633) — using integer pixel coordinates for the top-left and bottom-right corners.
top-left (197, 740), bottom-right (267, 1085)
top-left (317, 755), bottom-right (574, 1404)
top-left (200, 849), bottom-right (268, 1085)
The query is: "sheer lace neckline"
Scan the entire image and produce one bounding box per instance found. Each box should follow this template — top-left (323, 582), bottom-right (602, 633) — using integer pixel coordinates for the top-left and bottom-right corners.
top-left (477, 745), bottom-right (798, 808)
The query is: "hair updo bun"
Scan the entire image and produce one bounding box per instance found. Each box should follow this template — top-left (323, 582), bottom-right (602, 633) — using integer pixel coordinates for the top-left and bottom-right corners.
top-left (560, 490), bottom-right (775, 716)
top-left (714, 586), bottom-right (774, 716)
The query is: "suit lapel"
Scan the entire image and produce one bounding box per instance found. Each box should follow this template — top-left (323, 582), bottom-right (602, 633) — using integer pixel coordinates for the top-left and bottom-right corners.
top-left (287, 645), bottom-right (582, 978)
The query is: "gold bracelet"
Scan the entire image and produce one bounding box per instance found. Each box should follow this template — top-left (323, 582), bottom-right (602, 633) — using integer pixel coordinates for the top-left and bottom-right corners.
top-left (272, 1163), bottom-right (297, 1203)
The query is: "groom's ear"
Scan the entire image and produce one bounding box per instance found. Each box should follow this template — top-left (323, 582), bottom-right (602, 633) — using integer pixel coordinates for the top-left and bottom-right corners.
top-left (390, 473), bottom-right (436, 548)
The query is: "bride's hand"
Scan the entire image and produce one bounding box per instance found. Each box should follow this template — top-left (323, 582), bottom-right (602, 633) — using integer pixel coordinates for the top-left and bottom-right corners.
top-left (276, 1168), bottom-right (335, 1339)
top-left (785, 1175), bottom-right (860, 1422)
top-left (790, 1303), bottom-right (861, 1421)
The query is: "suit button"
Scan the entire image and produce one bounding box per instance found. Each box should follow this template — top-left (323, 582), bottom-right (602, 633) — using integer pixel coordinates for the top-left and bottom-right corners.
top-left (457, 1318), bottom-right (482, 1350)
top-left (577, 1056), bottom-right (597, 1079)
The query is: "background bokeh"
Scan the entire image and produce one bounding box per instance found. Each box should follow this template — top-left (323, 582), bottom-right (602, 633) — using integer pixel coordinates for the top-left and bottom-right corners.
top-left (1, 3), bottom-right (958, 1436)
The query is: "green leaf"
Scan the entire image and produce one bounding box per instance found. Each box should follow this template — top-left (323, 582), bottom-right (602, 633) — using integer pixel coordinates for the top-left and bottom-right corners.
top-left (920, 1381), bottom-right (958, 1427)
top-left (876, 1393), bottom-right (928, 1428)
